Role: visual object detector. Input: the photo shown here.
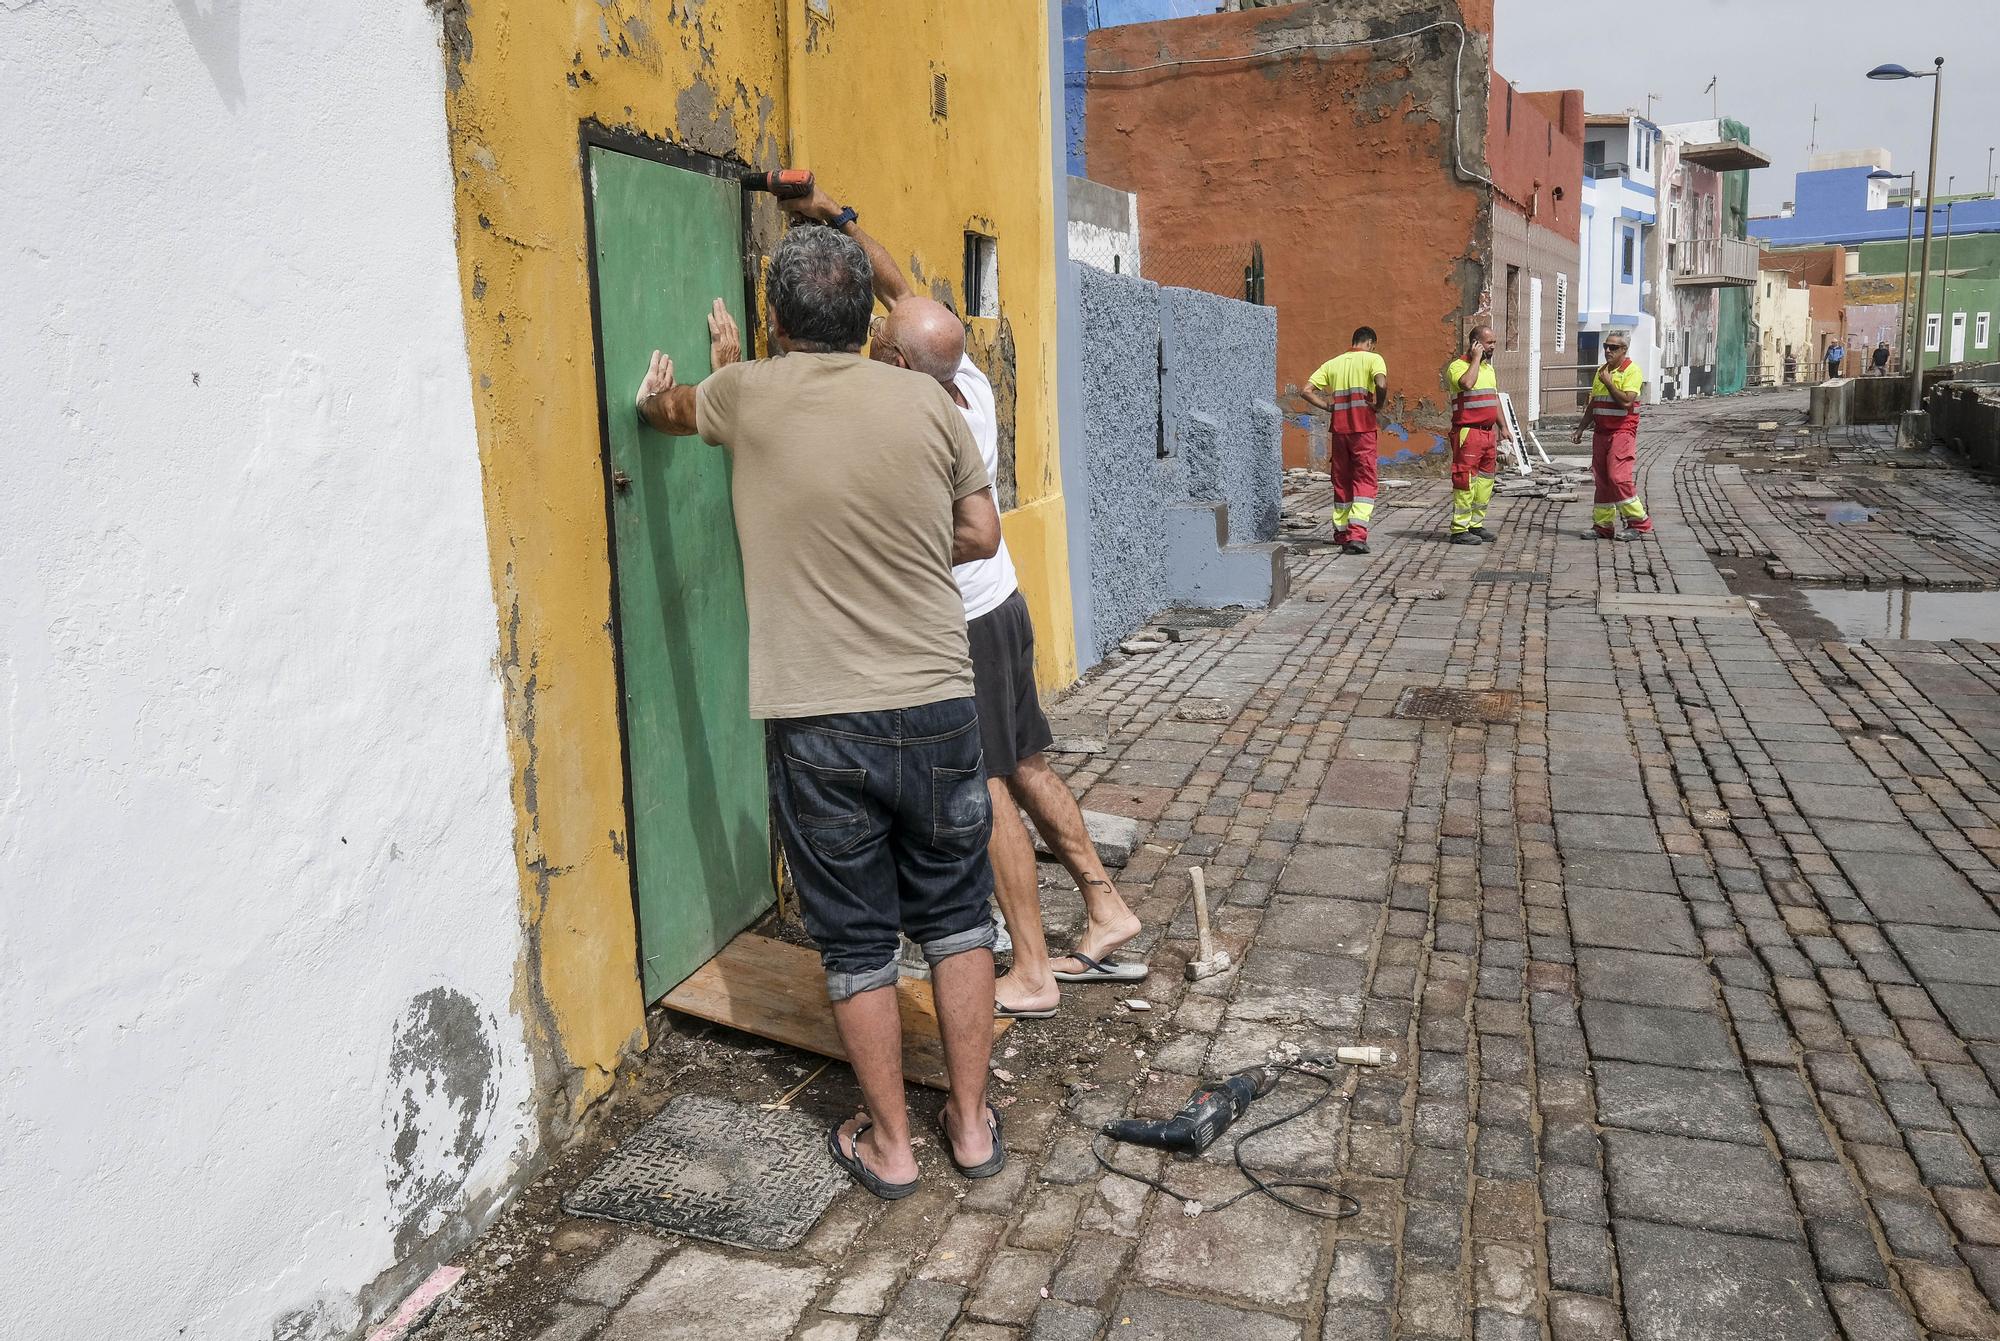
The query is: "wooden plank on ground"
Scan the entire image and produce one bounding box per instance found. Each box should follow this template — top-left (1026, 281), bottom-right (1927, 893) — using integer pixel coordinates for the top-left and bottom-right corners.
top-left (661, 933), bottom-right (1009, 1091)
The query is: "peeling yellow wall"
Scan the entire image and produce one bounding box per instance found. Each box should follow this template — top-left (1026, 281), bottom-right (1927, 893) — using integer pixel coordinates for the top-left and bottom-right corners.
top-left (439, 0), bottom-right (1073, 1122)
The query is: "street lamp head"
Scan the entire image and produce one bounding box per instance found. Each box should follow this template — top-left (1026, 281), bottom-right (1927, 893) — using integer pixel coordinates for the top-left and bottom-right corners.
top-left (1867, 63), bottom-right (1917, 80)
top-left (1868, 169), bottom-right (1905, 180)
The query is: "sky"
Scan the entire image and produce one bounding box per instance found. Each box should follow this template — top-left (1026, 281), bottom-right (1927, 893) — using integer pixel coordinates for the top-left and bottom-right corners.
top-left (1493, 0), bottom-right (2000, 215)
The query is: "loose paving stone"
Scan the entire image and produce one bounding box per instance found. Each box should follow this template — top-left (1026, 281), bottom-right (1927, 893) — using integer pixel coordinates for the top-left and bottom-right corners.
top-left (1603, 1130), bottom-right (1800, 1240)
top-left (1931, 983), bottom-right (2000, 1042)
top-left (1592, 1062), bottom-right (1765, 1144)
top-left (1614, 1221), bottom-right (1835, 1341)
top-left (565, 1236), bottom-right (668, 1307)
top-left (1885, 925), bottom-right (2000, 986)
top-left (1581, 1001), bottom-right (1741, 1071)
top-left (1841, 851), bottom-right (2000, 929)
top-left (1787, 781), bottom-right (1904, 824)
top-left (604, 1248), bottom-right (823, 1341)
top-left (1576, 949), bottom-right (1716, 1011)
top-left (1824, 1285), bottom-right (1924, 1341)
top-left (1258, 895), bottom-right (1382, 956)
top-left (1568, 889), bottom-right (1700, 956)
top-left (1277, 844), bottom-right (1396, 901)
top-left (1130, 1164), bottom-right (1323, 1307)
top-left (1108, 1287), bottom-right (1302, 1341)
top-left (1895, 1261), bottom-right (2000, 1337)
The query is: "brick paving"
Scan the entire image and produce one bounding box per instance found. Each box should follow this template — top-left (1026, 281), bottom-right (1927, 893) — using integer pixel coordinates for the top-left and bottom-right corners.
top-left (423, 389), bottom-right (2000, 1341)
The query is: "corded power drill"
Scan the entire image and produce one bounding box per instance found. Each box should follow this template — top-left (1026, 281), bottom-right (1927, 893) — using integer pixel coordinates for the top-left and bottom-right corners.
top-left (1101, 1047), bottom-right (1395, 1156)
top-left (1102, 1067), bottom-right (1280, 1156)
top-left (742, 168), bottom-right (815, 199)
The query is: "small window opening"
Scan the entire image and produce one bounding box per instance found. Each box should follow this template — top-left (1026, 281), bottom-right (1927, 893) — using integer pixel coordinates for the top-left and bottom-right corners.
top-left (963, 232), bottom-right (998, 319)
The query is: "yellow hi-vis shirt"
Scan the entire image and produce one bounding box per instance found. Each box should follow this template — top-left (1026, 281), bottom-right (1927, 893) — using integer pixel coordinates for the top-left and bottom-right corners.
top-left (1445, 359), bottom-right (1502, 428)
top-left (1309, 350), bottom-right (1386, 433)
top-left (1589, 358), bottom-right (1644, 432)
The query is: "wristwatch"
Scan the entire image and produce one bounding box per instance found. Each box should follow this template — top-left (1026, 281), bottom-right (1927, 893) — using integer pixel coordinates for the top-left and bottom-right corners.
top-left (831, 205), bottom-right (858, 230)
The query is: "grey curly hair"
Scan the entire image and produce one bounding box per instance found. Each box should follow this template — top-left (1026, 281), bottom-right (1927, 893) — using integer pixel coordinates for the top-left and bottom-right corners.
top-left (768, 225), bottom-right (874, 353)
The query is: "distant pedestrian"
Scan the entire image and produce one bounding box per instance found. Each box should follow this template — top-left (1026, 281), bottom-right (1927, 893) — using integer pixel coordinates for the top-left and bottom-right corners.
top-left (1785, 349), bottom-right (1798, 384)
top-left (635, 225), bottom-right (1005, 1200)
top-left (1873, 341), bottom-right (1891, 375)
top-left (1573, 331), bottom-right (1652, 541)
top-left (1826, 340), bottom-right (1845, 380)
top-left (1302, 327), bottom-right (1388, 555)
top-left (1444, 324), bottom-right (1512, 545)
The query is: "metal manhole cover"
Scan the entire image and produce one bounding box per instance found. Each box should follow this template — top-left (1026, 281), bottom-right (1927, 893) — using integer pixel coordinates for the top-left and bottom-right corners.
top-left (1470, 570), bottom-right (1550, 584)
top-left (562, 1094), bottom-right (845, 1250)
top-left (1156, 607), bottom-right (1251, 631)
top-left (1393, 687), bottom-right (1520, 724)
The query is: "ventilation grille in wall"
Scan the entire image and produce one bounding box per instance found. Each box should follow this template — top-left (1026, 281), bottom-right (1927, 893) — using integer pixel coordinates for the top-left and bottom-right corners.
top-left (932, 72), bottom-right (949, 120)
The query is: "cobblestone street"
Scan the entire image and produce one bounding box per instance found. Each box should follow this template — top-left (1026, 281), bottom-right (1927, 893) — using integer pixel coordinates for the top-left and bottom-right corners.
top-left (424, 389), bottom-right (2000, 1341)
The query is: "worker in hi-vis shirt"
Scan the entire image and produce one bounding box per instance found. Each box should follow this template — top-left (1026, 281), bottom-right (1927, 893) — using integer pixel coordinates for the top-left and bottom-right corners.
top-left (1572, 330), bottom-right (1652, 540)
top-left (1301, 326), bottom-right (1388, 555)
top-left (1444, 324), bottom-right (1512, 545)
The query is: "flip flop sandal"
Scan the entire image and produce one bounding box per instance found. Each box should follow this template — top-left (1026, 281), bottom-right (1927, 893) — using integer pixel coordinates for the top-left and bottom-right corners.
top-left (940, 1102), bottom-right (1008, 1180)
top-left (826, 1121), bottom-right (920, 1200)
top-left (995, 999), bottom-right (1058, 1019)
top-left (1050, 950), bottom-right (1149, 984)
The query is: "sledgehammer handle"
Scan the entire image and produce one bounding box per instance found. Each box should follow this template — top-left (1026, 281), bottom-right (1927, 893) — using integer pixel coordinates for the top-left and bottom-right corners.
top-left (1191, 866), bottom-right (1212, 961)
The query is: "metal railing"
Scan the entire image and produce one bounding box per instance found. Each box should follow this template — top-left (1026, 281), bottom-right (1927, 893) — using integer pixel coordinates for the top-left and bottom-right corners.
top-left (1670, 236), bottom-right (1760, 287)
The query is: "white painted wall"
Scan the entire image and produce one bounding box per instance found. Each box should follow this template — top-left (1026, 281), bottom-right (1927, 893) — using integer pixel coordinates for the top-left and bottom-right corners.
top-left (0, 4), bottom-right (535, 1339)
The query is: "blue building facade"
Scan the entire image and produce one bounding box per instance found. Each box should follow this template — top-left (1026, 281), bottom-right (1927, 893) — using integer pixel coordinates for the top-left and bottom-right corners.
top-left (1750, 166), bottom-right (2000, 249)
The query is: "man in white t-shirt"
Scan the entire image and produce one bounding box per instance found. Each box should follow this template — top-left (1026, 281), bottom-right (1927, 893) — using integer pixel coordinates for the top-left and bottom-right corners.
top-left (787, 186), bottom-right (1146, 1016)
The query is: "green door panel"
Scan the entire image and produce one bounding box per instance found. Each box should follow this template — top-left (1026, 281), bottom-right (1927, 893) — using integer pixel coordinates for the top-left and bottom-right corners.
top-left (588, 145), bottom-right (771, 1001)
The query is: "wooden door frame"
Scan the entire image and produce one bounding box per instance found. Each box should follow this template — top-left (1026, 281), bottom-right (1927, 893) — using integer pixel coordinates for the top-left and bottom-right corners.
top-left (577, 121), bottom-right (764, 1001)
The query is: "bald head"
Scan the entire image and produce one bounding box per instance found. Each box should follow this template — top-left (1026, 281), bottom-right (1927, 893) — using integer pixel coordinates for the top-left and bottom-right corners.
top-left (879, 297), bottom-right (967, 385)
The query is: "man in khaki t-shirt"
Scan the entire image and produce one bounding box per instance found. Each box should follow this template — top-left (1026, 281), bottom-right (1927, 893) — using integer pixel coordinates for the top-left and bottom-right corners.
top-left (636, 224), bottom-right (1007, 1201)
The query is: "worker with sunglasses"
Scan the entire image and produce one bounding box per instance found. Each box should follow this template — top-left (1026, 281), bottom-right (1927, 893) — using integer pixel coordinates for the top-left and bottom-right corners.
top-left (1573, 332), bottom-right (1653, 540)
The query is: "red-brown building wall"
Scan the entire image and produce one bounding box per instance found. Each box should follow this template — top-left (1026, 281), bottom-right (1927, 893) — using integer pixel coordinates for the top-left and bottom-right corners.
top-left (1084, 5), bottom-right (1495, 467)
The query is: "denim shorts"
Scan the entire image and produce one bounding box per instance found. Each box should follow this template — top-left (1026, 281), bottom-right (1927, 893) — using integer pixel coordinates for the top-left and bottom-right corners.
top-left (768, 696), bottom-right (997, 1001)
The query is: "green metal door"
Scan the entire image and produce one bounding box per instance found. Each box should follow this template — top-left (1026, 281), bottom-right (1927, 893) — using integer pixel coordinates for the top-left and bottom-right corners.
top-left (588, 143), bottom-right (771, 1000)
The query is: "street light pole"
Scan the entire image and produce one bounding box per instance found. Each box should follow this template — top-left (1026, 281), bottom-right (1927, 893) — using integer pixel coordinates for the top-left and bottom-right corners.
top-left (1870, 57), bottom-right (1945, 414)
top-left (1910, 59), bottom-right (1944, 412)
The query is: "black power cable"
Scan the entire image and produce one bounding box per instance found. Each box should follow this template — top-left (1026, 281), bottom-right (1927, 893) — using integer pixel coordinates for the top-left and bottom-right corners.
top-left (1091, 1059), bottom-right (1364, 1220)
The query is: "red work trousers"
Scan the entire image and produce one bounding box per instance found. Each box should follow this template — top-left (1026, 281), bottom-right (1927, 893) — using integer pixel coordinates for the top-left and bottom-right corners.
top-left (1451, 424), bottom-right (1499, 490)
top-left (1329, 430), bottom-right (1379, 543)
top-left (1591, 425), bottom-right (1653, 536)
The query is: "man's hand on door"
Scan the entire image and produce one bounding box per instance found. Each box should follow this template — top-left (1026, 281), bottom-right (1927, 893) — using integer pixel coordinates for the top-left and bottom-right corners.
top-left (708, 298), bottom-right (742, 370)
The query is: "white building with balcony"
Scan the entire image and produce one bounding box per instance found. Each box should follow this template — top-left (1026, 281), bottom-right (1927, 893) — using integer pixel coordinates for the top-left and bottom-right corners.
top-left (1579, 114), bottom-right (1663, 399)
top-left (1580, 114), bottom-right (1767, 402)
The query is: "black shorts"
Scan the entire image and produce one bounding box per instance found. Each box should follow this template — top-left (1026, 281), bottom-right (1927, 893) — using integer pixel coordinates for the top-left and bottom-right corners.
top-left (968, 590), bottom-right (1054, 779)
top-left (767, 697), bottom-right (997, 1001)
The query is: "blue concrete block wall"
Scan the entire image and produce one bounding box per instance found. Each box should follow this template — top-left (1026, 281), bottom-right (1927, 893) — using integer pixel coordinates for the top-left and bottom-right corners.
top-left (1160, 285), bottom-right (1282, 545)
top-left (1078, 263), bottom-right (1171, 661)
top-left (1076, 263), bottom-right (1285, 663)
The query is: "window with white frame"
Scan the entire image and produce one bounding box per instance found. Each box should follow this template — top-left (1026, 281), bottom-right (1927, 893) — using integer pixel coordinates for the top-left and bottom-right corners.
top-left (1555, 274), bottom-right (1569, 352)
top-left (1979, 312), bottom-right (1992, 350)
top-left (1621, 227), bottom-right (1636, 281)
top-left (1926, 313), bottom-right (1942, 352)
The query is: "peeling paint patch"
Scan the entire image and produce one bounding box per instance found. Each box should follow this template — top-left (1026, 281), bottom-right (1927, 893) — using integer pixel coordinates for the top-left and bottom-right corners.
top-left (425, 0), bottom-right (472, 94)
top-left (384, 988), bottom-right (500, 1259)
top-left (674, 79), bottom-right (738, 159)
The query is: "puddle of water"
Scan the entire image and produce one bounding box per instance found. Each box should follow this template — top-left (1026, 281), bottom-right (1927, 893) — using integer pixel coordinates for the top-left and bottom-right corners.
top-left (1821, 503), bottom-right (1877, 525)
top-left (1800, 588), bottom-right (2000, 641)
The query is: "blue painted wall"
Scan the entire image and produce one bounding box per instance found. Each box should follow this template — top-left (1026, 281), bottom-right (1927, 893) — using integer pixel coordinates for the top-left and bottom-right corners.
top-left (1751, 166), bottom-right (2000, 249)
